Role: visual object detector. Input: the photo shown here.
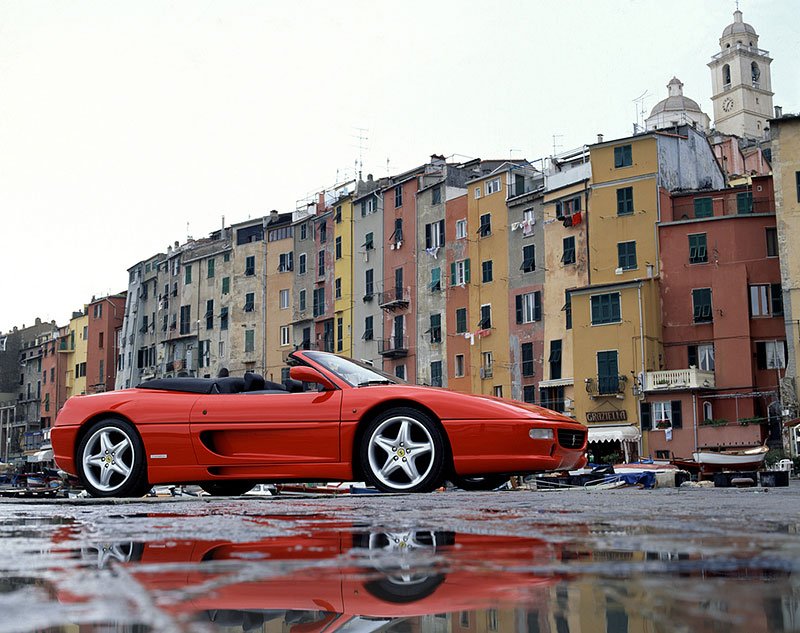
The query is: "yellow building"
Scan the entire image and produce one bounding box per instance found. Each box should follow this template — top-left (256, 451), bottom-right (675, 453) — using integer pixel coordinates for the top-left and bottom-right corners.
top-left (265, 213), bottom-right (296, 382)
top-left (571, 128), bottom-right (723, 460)
top-left (541, 147), bottom-right (591, 418)
top-left (771, 114), bottom-right (800, 453)
top-left (466, 168), bottom-right (511, 397)
top-left (63, 311), bottom-right (89, 398)
top-left (333, 195), bottom-right (355, 357)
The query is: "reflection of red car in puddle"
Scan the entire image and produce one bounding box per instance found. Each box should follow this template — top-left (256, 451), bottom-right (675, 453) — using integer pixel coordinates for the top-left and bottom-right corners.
top-left (68, 525), bottom-right (563, 631)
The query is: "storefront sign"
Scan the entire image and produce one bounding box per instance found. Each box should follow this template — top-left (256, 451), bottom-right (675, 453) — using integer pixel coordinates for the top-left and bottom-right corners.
top-left (587, 409), bottom-right (628, 423)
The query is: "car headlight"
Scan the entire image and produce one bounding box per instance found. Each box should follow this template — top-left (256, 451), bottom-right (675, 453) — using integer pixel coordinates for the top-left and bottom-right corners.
top-left (529, 428), bottom-right (554, 440)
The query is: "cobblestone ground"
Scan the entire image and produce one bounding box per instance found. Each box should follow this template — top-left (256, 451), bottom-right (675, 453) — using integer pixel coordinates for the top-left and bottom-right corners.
top-left (1, 484), bottom-right (800, 632)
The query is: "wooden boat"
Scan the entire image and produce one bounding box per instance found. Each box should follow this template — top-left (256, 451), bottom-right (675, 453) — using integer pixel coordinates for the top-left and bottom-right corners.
top-left (690, 445), bottom-right (769, 472)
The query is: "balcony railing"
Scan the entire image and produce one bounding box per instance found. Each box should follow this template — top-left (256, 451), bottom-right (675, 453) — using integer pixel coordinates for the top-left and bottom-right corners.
top-left (585, 375), bottom-right (627, 397)
top-left (378, 336), bottom-right (408, 358)
top-left (378, 288), bottom-right (410, 311)
top-left (712, 43), bottom-right (770, 61)
top-left (643, 368), bottom-right (715, 392)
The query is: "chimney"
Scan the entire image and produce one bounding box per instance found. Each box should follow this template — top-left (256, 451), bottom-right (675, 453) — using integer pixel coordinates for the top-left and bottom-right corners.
top-left (367, 173), bottom-right (373, 182)
top-left (597, 133), bottom-right (604, 144)
top-left (774, 105), bottom-right (783, 118)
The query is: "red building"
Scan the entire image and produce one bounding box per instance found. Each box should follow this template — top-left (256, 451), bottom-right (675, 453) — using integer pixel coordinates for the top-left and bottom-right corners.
top-left (645, 177), bottom-right (784, 458)
top-left (39, 330), bottom-right (65, 428)
top-left (86, 294), bottom-right (126, 394)
top-left (379, 168), bottom-right (423, 382)
top-left (444, 192), bottom-right (471, 393)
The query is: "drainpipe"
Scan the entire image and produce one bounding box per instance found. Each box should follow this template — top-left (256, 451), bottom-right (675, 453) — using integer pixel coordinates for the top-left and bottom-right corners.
top-left (692, 392), bottom-right (698, 454)
top-left (262, 217), bottom-right (268, 376)
top-left (637, 282), bottom-right (646, 458)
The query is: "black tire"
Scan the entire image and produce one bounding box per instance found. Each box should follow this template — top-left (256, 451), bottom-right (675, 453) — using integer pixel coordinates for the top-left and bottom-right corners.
top-left (359, 407), bottom-right (446, 493)
top-left (451, 474), bottom-right (509, 491)
top-left (76, 417), bottom-right (149, 498)
top-left (199, 481), bottom-right (256, 496)
top-left (352, 529), bottom-right (454, 603)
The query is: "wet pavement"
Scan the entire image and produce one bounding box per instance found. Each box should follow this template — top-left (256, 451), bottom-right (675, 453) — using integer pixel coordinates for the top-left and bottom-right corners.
top-left (1, 485), bottom-right (800, 632)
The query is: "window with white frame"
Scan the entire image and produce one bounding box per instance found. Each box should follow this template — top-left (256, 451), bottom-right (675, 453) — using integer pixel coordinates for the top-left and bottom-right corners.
top-left (280, 325), bottom-right (291, 347)
top-left (455, 354), bottom-right (465, 377)
top-left (474, 186), bottom-right (481, 199)
top-left (523, 208), bottom-right (534, 225)
top-left (703, 401), bottom-right (713, 421)
top-left (485, 178), bottom-right (501, 195)
top-left (454, 259), bottom-right (469, 285)
top-left (279, 289), bottom-right (289, 309)
top-left (652, 401), bottom-right (672, 428)
top-left (759, 340), bottom-right (787, 369)
top-left (298, 253), bottom-right (307, 275)
top-left (521, 291), bottom-right (540, 323)
top-left (493, 385), bottom-right (503, 397)
top-left (456, 219), bottom-right (467, 239)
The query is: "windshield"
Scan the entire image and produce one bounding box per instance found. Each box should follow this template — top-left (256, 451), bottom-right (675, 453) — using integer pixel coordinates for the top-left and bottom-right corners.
top-left (303, 352), bottom-right (402, 387)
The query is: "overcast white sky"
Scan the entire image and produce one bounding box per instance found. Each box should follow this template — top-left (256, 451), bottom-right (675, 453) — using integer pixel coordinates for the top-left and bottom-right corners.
top-left (1, 0), bottom-right (797, 332)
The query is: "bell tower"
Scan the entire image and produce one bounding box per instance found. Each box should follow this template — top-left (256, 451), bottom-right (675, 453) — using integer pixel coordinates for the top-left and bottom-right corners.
top-left (708, 10), bottom-right (774, 139)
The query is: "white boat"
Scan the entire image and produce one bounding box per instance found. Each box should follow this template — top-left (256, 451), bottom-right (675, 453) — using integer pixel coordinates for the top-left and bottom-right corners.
top-left (691, 445), bottom-right (769, 471)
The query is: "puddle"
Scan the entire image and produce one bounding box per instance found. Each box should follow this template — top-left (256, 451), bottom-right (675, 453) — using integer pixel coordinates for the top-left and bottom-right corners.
top-left (0, 503), bottom-right (799, 632)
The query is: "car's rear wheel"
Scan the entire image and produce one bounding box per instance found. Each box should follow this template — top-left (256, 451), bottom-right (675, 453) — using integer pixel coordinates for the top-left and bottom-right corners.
top-left (77, 418), bottom-right (148, 498)
top-left (360, 408), bottom-right (445, 493)
top-left (451, 474), bottom-right (509, 491)
top-left (199, 481), bottom-right (255, 496)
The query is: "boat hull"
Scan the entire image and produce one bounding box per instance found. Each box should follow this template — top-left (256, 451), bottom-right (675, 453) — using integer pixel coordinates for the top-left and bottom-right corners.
top-left (691, 447), bottom-right (768, 472)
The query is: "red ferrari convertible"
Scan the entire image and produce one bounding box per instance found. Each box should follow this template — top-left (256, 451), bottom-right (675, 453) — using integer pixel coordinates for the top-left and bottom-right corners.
top-left (51, 350), bottom-right (587, 497)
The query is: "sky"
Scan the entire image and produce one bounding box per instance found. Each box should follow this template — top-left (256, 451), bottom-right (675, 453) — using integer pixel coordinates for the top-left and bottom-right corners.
top-left (1, 0), bottom-right (797, 332)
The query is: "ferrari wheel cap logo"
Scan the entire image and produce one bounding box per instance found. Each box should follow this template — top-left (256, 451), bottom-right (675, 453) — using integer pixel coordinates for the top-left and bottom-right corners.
top-left (397, 448), bottom-right (406, 458)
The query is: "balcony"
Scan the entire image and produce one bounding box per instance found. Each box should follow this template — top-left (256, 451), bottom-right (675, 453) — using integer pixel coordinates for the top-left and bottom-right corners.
top-left (378, 289), bottom-right (409, 311)
top-left (378, 336), bottom-right (408, 358)
top-left (711, 43), bottom-right (770, 61)
top-left (643, 368), bottom-right (715, 392)
top-left (585, 375), bottom-right (627, 398)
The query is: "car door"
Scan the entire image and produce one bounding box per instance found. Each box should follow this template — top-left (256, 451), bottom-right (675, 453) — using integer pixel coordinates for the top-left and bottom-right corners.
top-left (188, 390), bottom-right (342, 466)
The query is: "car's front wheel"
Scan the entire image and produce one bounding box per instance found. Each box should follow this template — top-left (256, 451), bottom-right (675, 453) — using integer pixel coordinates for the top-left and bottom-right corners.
top-left (76, 418), bottom-right (149, 498)
top-left (199, 481), bottom-right (256, 496)
top-left (360, 408), bottom-right (445, 493)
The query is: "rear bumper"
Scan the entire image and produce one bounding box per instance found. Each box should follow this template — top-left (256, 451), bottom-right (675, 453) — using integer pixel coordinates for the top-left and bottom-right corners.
top-left (444, 419), bottom-right (587, 476)
top-left (51, 425), bottom-right (80, 476)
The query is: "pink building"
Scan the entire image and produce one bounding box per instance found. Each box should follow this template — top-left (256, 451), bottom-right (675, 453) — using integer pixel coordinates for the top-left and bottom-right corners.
top-left (86, 294), bottom-right (126, 394)
top-left (645, 177), bottom-right (784, 458)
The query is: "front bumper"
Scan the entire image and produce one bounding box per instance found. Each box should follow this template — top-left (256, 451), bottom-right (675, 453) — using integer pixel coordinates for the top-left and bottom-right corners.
top-left (444, 419), bottom-right (587, 476)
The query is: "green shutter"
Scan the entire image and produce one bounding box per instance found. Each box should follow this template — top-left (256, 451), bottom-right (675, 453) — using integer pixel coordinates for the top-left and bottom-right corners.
top-left (515, 295), bottom-right (523, 324)
top-left (450, 262), bottom-right (456, 286)
top-left (464, 259), bottom-right (471, 283)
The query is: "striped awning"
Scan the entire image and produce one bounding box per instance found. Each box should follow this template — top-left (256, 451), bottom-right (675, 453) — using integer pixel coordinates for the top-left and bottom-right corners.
top-left (587, 425), bottom-right (641, 444)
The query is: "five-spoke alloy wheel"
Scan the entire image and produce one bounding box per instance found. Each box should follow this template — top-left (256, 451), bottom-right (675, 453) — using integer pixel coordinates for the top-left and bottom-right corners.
top-left (76, 418), bottom-right (149, 498)
top-left (360, 408), bottom-right (445, 493)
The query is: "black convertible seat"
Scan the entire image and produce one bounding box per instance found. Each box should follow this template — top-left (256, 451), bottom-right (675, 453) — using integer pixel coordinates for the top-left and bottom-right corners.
top-left (137, 377), bottom-right (218, 394)
top-left (283, 379), bottom-right (304, 393)
top-left (137, 373), bottom-right (292, 394)
top-left (216, 377), bottom-right (245, 393)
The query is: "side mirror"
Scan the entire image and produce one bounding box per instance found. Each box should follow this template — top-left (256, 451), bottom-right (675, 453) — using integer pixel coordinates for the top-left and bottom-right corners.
top-left (290, 365), bottom-right (336, 391)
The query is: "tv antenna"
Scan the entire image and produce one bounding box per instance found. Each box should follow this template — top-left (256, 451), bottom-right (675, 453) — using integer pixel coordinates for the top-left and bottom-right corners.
top-left (352, 126), bottom-right (369, 180)
top-left (552, 134), bottom-right (563, 157)
top-left (633, 90), bottom-right (652, 132)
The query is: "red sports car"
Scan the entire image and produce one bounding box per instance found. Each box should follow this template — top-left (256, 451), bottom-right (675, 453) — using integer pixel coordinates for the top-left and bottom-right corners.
top-left (51, 350), bottom-right (587, 497)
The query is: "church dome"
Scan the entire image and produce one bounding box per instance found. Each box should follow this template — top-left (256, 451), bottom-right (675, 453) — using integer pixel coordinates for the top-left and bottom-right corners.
top-left (645, 77), bottom-right (710, 133)
top-left (722, 10), bottom-right (756, 38)
top-left (649, 78), bottom-right (703, 116)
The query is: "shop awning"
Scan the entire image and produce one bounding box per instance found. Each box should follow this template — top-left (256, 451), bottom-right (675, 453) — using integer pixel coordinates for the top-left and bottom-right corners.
top-left (587, 425), bottom-right (641, 444)
top-left (27, 449), bottom-right (54, 463)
